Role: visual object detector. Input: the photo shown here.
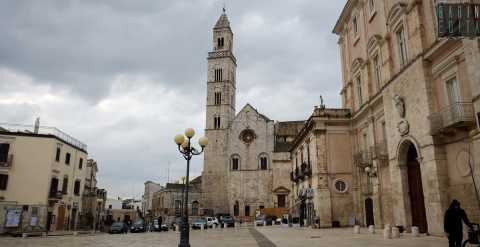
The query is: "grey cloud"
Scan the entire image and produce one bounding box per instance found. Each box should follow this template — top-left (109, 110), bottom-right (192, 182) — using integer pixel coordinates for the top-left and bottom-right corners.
top-left (0, 0), bottom-right (346, 198)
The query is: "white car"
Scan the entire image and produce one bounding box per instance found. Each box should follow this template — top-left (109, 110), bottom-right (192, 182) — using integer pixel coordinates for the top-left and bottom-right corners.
top-left (206, 217), bottom-right (216, 228)
top-left (255, 215), bottom-right (266, 226)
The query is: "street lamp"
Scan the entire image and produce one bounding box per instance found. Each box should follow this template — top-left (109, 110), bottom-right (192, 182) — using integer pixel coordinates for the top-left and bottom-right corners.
top-left (174, 128), bottom-right (208, 247)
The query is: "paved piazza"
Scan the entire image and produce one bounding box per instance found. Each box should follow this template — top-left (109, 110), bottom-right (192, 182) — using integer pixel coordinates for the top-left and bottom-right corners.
top-left (0, 226), bottom-right (448, 247)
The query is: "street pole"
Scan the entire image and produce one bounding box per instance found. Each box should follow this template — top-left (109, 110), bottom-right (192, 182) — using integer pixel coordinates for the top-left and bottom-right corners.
top-left (174, 129), bottom-right (208, 247)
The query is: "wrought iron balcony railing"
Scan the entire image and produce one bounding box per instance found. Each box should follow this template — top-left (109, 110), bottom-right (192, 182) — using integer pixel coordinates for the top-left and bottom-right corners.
top-left (371, 141), bottom-right (388, 160)
top-left (429, 102), bottom-right (475, 135)
top-left (353, 150), bottom-right (373, 168)
top-left (48, 191), bottom-right (63, 201)
top-left (0, 154), bottom-right (13, 168)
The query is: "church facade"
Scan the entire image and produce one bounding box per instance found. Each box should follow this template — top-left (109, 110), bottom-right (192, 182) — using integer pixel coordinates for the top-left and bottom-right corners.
top-left (201, 12), bottom-right (304, 219)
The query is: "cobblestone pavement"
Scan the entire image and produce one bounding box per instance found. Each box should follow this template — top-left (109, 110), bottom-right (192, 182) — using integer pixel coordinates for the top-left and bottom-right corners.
top-left (0, 226), bottom-right (449, 247)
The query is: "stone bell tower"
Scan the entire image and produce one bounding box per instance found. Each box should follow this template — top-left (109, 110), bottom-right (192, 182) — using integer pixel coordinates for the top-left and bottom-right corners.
top-left (202, 10), bottom-right (237, 214)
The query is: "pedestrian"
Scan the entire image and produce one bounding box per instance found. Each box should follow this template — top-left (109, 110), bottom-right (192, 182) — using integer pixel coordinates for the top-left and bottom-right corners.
top-left (444, 199), bottom-right (472, 247)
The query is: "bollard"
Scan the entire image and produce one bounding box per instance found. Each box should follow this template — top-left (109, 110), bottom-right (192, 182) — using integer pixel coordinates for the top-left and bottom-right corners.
top-left (175, 224), bottom-right (180, 232)
top-left (353, 225), bottom-right (360, 234)
top-left (383, 226), bottom-right (392, 239)
top-left (411, 226), bottom-right (419, 237)
top-left (201, 224), bottom-right (205, 230)
top-left (264, 221), bottom-right (267, 227)
top-left (22, 233), bottom-right (27, 238)
top-left (392, 227), bottom-right (400, 238)
top-left (223, 223), bottom-right (227, 229)
top-left (73, 231), bottom-right (78, 236)
top-left (42, 232), bottom-right (47, 238)
top-left (368, 225), bottom-right (375, 234)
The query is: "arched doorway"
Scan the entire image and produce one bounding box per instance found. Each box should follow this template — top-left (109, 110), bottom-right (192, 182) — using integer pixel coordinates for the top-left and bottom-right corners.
top-left (405, 142), bottom-right (428, 233)
top-left (365, 198), bottom-right (374, 226)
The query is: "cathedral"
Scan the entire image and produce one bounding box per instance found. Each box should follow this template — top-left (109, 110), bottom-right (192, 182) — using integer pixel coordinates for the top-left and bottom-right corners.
top-left (201, 11), bottom-right (304, 218)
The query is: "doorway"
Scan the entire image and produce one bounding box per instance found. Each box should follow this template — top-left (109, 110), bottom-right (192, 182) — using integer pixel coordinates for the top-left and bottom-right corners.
top-left (406, 143), bottom-right (428, 233)
top-left (365, 197), bottom-right (374, 226)
top-left (57, 205), bottom-right (65, 230)
top-left (277, 194), bottom-right (286, 208)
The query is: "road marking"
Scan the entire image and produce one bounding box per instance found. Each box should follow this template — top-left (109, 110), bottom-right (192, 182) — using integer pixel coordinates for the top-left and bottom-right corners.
top-left (249, 228), bottom-right (277, 247)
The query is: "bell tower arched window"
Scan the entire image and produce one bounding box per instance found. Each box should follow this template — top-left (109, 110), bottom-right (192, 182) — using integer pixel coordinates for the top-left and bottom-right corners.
top-left (259, 153), bottom-right (269, 170)
top-left (214, 92), bottom-right (222, 105)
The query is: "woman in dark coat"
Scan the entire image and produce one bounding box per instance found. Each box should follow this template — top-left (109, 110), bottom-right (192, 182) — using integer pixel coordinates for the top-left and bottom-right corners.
top-left (444, 200), bottom-right (472, 247)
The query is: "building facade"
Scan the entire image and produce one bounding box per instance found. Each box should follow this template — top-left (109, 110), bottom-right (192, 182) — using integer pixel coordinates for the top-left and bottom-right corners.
top-left (201, 11), bottom-right (303, 219)
top-left (333, 0), bottom-right (480, 235)
top-left (0, 124), bottom-right (89, 233)
top-left (290, 106), bottom-right (353, 228)
top-left (151, 176), bottom-right (202, 224)
top-left (142, 180), bottom-right (162, 218)
top-left (79, 159), bottom-right (107, 230)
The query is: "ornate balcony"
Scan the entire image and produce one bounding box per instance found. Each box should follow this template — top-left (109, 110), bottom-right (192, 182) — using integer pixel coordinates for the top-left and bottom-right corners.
top-left (48, 191), bottom-right (63, 201)
top-left (353, 150), bottom-right (373, 168)
top-left (429, 102), bottom-right (475, 135)
top-left (371, 141), bottom-right (388, 160)
top-left (0, 154), bottom-right (13, 169)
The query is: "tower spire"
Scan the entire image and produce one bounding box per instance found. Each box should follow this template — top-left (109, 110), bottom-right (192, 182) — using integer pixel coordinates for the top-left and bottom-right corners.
top-left (223, 2), bottom-right (226, 13)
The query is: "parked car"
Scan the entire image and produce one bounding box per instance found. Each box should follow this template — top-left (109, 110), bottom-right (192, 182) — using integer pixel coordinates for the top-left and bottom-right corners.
top-left (191, 218), bottom-right (207, 230)
top-left (152, 218), bottom-right (169, 232)
top-left (109, 222), bottom-right (128, 234)
top-left (222, 215), bottom-right (235, 227)
top-left (206, 217), bottom-right (216, 228)
top-left (255, 215), bottom-right (266, 226)
top-left (130, 219), bottom-right (146, 233)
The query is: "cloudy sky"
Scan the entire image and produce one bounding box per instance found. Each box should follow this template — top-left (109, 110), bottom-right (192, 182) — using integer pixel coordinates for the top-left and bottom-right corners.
top-left (0, 0), bottom-right (346, 199)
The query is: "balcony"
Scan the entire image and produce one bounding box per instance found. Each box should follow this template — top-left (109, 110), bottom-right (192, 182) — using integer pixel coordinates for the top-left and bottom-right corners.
top-left (0, 154), bottom-right (13, 169)
top-left (429, 102), bottom-right (475, 135)
top-left (371, 141), bottom-right (388, 160)
top-left (354, 150), bottom-right (372, 168)
top-left (207, 50), bottom-right (237, 64)
top-left (48, 191), bottom-right (63, 201)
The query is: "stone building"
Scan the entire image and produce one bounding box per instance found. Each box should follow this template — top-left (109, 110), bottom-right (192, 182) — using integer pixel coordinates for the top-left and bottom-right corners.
top-left (142, 180), bottom-right (162, 218)
top-left (151, 176), bottom-right (202, 224)
top-left (333, 0), bottom-right (480, 235)
top-left (79, 159), bottom-right (107, 230)
top-left (201, 11), bottom-right (303, 219)
top-left (289, 106), bottom-right (353, 227)
top-left (0, 123), bottom-right (89, 233)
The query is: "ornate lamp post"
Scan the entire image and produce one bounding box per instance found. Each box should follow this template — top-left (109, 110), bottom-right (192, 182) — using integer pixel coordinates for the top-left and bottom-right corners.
top-left (174, 128), bottom-right (208, 247)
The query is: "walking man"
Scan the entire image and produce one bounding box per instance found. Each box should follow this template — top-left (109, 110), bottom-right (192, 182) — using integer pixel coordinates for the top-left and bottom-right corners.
top-left (444, 200), bottom-right (472, 247)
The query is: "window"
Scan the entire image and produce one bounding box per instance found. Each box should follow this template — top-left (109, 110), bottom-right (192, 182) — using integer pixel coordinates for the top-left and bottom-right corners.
top-left (0, 174), bottom-right (8, 190)
top-left (334, 179), bottom-right (348, 193)
top-left (373, 54), bottom-right (381, 89)
top-left (214, 116), bottom-right (221, 129)
top-left (214, 92), bottom-right (222, 105)
top-left (396, 26), bottom-right (408, 66)
top-left (446, 77), bottom-right (460, 105)
top-left (65, 152), bottom-right (71, 165)
top-left (49, 178), bottom-right (59, 197)
top-left (260, 157), bottom-right (268, 170)
top-left (0, 144), bottom-right (9, 163)
top-left (74, 180), bottom-right (81, 196)
top-left (214, 68), bottom-right (223, 82)
top-left (62, 177), bottom-right (68, 194)
top-left (55, 147), bottom-right (61, 162)
top-left (217, 37), bottom-right (224, 48)
top-left (352, 16), bottom-right (358, 35)
top-left (245, 205), bottom-right (250, 216)
top-left (232, 157), bottom-right (239, 170)
top-left (79, 158), bottom-right (83, 170)
top-left (356, 75), bottom-right (363, 106)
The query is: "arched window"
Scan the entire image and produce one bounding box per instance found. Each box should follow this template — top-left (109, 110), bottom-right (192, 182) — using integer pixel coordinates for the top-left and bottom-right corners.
top-left (234, 201), bottom-right (239, 216)
top-left (192, 201), bottom-right (199, 216)
top-left (231, 155), bottom-right (240, 171)
top-left (214, 92), bottom-right (222, 105)
top-left (214, 116), bottom-right (221, 129)
top-left (259, 153), bottom-right (268, 170)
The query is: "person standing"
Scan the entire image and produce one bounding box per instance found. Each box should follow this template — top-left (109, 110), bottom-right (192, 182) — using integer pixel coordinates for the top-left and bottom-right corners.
top-left (444, 200), bottom-right (472, 247)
